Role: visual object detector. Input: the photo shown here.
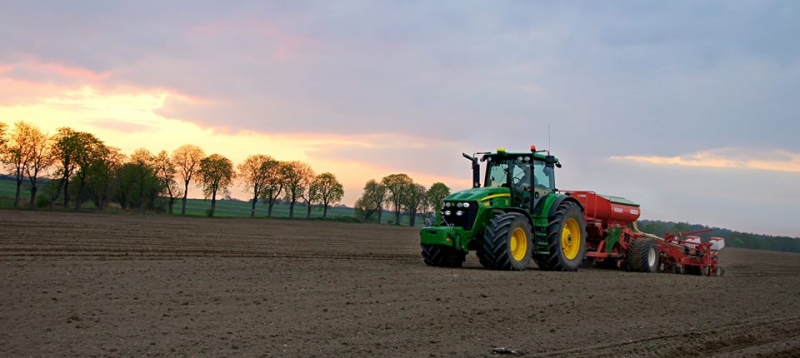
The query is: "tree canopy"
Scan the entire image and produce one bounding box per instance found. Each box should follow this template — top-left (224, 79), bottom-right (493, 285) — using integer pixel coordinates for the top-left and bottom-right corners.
top-left (172, 144), bottom-right (205, 215)
top-left (196, 153), bottom-right (234, 217)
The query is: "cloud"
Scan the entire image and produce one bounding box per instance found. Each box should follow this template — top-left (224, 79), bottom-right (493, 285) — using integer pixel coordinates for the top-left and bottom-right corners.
top-left (612, 148), bottom-right (800, 173)
top-left (2, 1), bottom-right (800, 235)
top-left (4, 1), bottom-right (797, 158)
top-left (89, 119), bottom-right (152, 134)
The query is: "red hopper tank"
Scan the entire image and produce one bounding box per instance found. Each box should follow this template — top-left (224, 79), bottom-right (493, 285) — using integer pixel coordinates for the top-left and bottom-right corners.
top-left (565, 191), bottom-right (641, 225)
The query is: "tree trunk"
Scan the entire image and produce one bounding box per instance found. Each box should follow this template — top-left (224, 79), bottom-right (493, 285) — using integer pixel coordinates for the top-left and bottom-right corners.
top-left (181, 180), bottom-right (189, 215)
top-left (377, 208), bottom-right (383, 224)
top-left (268, 199), bottom-right (275, 217)
top-left (168, 198), bottom-right (174, 214)
top-left (62, 175), bottom-right (70, 209)
top-left (139, 177), bottom-right (145, 212)
top-left (394, 209), bottom-right (401, 225)
top-left (209, 188), bottom-right (217, 217)
top-left (250, 197), bottom-right (257, 217)
top-left (29, 181), bottom-right (38, 210)
top-left (409, 211), bottom-right (416, 227)
top-left (323, 203), bottom-right (328, 218)
top-left (75, 179), bottom-right (85, 212)
top-left (306, 202), bottom-right (312, 218)
top-left (14, 179), bottom-right (23, 209)
top-left (50, 180), bottom-right (62, 210)
top-left (289, 200), bottom-right (295, 218)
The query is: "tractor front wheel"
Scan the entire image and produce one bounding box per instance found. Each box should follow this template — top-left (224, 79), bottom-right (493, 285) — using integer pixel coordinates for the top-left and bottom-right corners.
top-left (628, 238), bottom-right (659, 273)
top-left (536, 201), bottom-right (587, 271)
top-left (421, 244), bottom-right (466, 268)
top-left (477, 214), bottom-right (532, 270)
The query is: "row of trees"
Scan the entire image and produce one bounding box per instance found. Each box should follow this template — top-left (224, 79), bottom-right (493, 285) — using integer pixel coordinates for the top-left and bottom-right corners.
top-left (0, 120), bottom-right (344, 217)
top-left (353, 173), bottom-right (450, 227)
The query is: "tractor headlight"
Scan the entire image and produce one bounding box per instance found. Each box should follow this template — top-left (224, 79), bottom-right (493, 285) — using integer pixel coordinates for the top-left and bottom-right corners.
top-left (456, 202), bottom-right (463, 208)
top-left (456, 210), bottom-right (464, 216)
top-left (462, 202), bottom-right (470, 208)
top-left (444, 210), bottom-right (451, 216)
top-left (445, 202), bottom-right (451, 208)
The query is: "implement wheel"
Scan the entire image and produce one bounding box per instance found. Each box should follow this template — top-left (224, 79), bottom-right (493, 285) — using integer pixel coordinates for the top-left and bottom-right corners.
top-left (536, 201), bottom-right (587, 271)
top-left (477, 214), bottom-right (532, 270)
top-left (628, 238), bottom-right (659, 273)
top-left (421, 244), bottom-right (466, 268)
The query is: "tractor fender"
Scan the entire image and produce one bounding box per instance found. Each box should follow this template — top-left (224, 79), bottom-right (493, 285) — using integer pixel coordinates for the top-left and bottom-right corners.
top-left (545, 194), bottom-right (584, 218)
top-left (498, 207), bottom-right (534, 225)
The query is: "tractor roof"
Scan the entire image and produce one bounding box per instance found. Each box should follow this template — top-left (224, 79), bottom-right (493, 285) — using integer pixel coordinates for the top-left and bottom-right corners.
top-left (481, 148), bottom-right (558, 163)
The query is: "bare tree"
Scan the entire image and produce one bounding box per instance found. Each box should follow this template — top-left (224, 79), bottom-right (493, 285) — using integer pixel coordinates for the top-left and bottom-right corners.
top-left (130, 148), bottom-right (156, 212)
top-left (425, 182), bottom-right (450, 222)
top-left (24, 126), bottom-right (55, 209)
top-left (0, 122), bottom-right (7, 153)
top-left (83, 146), bottom-right (124, 211)
top-left (1, 121), bottom-right (37, 208)
top-left (153, 150), bottom-right (181, 214)
top-left (72, 132), bottom-right (106, 212)
top-left (260, 161), bottom-right (287, 217)
top-left (402, 183), bottom-right (427, 227)
top-left (196, 154), bottom-right (235, 217)
top-left (311, 172), bottom-right (344, 218)
top-left (354, 179), bottom-right (386, 222)
top-left (281, 161), bottom-right (314, 218)
top-left (237, 154), bottom-right (277, 217)
top-left (0, 121), bottom-right (7, 147)
top-left (172, 144), bottom-right (205, 215)
top-left (49, 127), bottom-right (82, 209)
top-left (382, 173), bottom-right (413, 225)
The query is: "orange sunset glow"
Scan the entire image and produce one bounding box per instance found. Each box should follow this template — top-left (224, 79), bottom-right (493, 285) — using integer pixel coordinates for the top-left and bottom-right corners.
top-left (1, 1), bottom-right (799, 237)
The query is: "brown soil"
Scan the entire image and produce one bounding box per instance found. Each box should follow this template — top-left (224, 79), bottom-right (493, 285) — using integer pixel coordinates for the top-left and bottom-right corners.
top-left (1, 211), bottom-right (799, 357)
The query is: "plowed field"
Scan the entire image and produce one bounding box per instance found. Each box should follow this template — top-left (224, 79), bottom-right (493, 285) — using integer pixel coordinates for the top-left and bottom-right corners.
top-left (1, 211), bottom-right (799, 357)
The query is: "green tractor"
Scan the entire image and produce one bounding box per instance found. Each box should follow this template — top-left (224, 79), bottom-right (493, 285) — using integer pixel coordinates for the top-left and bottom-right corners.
top-left (420, 146), bottom-right (588, 271)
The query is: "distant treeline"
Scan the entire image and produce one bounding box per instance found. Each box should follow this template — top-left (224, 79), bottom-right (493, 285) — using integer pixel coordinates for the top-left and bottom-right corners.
top-left (3, 175), bottom-right (798, 254)
top-left (638, 220), bottom-right (800, 254)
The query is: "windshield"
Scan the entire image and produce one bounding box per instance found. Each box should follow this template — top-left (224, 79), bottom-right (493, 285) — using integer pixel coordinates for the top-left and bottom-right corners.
top-left (484, 156), bottom-right (532, 188)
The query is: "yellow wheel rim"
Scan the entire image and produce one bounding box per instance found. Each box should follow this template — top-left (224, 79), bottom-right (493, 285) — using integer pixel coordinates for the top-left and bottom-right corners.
top-left (510, 227), bottom-right (528, 262)
top-left (561, 218), bottom-right (581, 260)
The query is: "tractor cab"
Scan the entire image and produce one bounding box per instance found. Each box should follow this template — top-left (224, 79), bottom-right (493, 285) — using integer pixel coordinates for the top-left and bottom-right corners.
top-left (469, 146), bottom-right (560, 213)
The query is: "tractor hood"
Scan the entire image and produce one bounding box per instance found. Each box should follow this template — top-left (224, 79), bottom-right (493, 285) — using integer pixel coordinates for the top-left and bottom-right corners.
top-left (445, 187), bottom-right (509, 202)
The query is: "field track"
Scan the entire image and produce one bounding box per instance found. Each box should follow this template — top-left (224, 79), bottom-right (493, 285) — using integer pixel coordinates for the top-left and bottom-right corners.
top-left (2, 211), bottom-right (799, 357)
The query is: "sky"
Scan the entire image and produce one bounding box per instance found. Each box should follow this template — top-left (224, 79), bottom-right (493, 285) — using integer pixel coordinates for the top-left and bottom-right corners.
top-left (1, 1), bottom-right (798, 237)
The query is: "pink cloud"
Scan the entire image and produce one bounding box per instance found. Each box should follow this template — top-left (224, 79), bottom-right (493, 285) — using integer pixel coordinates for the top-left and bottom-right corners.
top-left (42, 61), bottom-right (110, 81)
top-left (1, 56), bottom-right (110, 82)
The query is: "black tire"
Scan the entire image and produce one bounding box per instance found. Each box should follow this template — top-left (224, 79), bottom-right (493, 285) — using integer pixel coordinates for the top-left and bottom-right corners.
top-left (532, 256), bottom-right (548, 270)
top-left (421, 244), bottom-right (466, 268)
top-left (627, 238), bottom-right (659, 273)
top-left (671, 263), bottom-right (684, 274)
top-left (535, 202), bottom-right (587, 271)
top-left (477, 214), bottom-right (532, 270)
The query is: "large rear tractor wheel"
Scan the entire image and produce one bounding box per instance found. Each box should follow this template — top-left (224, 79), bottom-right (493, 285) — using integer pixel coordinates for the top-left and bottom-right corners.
top-left (421, 244), bottom-right (466, 268)
top-left (477, 214), bottom-right (532, 270)
top-left (536, 202), bottom-right (587, 271)
top-left (628, 238), bottom-right (659, 273)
